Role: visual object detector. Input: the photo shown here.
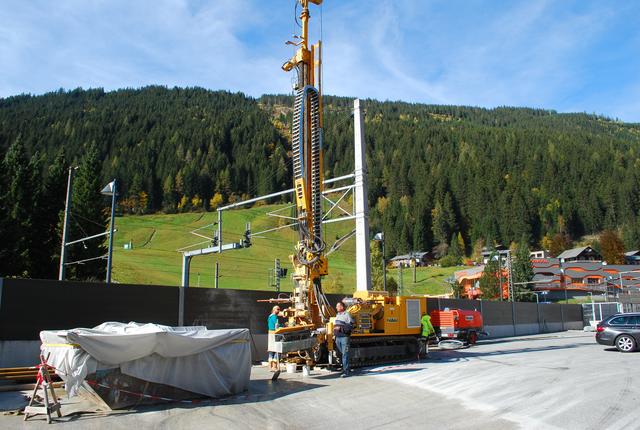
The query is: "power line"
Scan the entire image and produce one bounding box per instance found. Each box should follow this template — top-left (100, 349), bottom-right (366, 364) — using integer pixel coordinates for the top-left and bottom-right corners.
top-left (73, 212), bottom-right (107, 229)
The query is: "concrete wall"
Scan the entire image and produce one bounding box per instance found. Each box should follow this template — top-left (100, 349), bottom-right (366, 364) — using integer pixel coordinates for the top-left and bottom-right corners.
top-left (0, 278), bottom-right (583, 366)
top-left (0, 341), bottom-right (40, 368)
top-left (427, 297), bottom-right (584, 338)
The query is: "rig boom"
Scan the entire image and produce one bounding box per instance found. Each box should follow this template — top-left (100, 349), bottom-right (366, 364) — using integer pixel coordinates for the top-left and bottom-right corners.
top-left (281, 0), bottom-right (333, 335)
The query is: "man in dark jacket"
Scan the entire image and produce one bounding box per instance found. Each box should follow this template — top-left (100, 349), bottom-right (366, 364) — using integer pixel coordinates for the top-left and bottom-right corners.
top-left (334, 301), bottom-right (355, 377)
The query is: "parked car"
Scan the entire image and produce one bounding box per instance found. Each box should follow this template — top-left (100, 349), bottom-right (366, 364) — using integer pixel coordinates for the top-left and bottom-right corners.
top-left (596, 313), bottom-right (640, 352)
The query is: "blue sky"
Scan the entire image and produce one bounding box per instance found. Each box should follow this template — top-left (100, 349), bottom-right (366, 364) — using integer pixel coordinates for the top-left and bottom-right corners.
top-left (1, 0), bottom-right (639, 121)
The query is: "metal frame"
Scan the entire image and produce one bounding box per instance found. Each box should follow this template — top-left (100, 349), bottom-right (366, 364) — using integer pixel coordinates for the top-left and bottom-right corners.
top-left (179, 173), bottom-right (358, 292)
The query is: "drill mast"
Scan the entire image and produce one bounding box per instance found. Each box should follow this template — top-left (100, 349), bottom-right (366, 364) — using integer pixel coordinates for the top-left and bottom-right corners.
top-left (282, 0), bottom-right (332, 329)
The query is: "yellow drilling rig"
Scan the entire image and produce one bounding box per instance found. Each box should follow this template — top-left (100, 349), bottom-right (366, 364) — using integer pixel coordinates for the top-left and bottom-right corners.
top-left (264, 0), bottom-right (427, 370)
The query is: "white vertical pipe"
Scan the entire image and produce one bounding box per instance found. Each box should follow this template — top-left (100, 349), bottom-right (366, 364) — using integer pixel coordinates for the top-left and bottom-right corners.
top-left (105, 179), bottom-right (117, 285)
top-left (59, 167), bottom-right (75, 281)
top-left (353, 99), bottom-right (371, 292)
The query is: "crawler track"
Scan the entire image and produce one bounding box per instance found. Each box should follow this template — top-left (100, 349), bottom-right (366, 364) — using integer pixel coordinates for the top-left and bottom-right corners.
top-left (348, 336), bottom-right (420, 368)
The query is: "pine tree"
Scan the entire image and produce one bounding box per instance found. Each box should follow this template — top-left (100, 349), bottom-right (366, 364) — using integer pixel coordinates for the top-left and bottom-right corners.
top-left (449, 232), bottom-right (462, 258)
top-left (622, 221), bottom-right (640, 251)
top-left (512, 238), bottom-right (535, 301)
top-left (457, 232), bottom-right (466, 258)
top-left (431, 193), bottom-right (456, 245)
top-left (0, 149), bottom-right (11, 276)
top-left (28, 150), bottom-right (68, 279)
top-left (68, 144), bottom-right (108, 281)
top-left (2, 138), bottom-right (35, 276)
top-left (451, 280), bottom-right (465, 299)
top-left (23, 152), bottom-right (46, 277)
top-left (479, 252), bottom-right (501, 300)
top-left (370, 240), bottom-right (385, 291)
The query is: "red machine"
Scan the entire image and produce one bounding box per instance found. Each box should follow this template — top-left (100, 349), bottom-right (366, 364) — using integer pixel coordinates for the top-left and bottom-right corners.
top-left (430, 309), bottom-right (483, 344)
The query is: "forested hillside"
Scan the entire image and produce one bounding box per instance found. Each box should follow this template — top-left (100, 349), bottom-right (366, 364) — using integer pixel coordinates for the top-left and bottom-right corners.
top-left (1, 86), bottom-right (640, 279)
top-left (261, 94), bottom-right (640, 257)
top-left (0, 87), bottom-right (290, 212)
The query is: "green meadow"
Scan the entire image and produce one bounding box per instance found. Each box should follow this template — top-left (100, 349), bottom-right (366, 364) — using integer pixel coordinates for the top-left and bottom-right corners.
top-left (113, 204), bottom-right (456, 296)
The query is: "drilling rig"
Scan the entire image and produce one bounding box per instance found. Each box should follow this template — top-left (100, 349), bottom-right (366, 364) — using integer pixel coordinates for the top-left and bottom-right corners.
top-left (266, 0), bottom-right (427, 370)
top-left (266, 0), bottom-right (334, 364)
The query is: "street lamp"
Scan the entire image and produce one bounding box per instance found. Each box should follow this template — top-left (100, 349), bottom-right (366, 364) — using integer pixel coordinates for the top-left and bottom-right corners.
top-left (373, 232), bottom-right (386, 291)
top-left (560, 267), bottom-right (568, 304)
top-left (101, 179), bottom-right (118, 285)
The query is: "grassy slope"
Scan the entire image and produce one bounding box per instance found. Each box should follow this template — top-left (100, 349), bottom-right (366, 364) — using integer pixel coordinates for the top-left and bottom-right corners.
top-left (112, 204), bottom-right (356, 293)
top-left (400, 266), bottom-right (459, 296)
top-left (112, 205), bottom-right (457, 295)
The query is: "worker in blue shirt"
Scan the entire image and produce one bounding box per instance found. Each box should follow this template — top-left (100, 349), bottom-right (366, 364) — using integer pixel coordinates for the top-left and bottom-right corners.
top-left (268, 306), bottom-right (281, 372)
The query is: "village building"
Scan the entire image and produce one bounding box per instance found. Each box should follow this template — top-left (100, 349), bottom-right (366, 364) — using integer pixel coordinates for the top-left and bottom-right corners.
top-left (455, 252), bottom-right (640, 301)
top-left (556, 246), bottom-right (601, 263)
top-left (388, 251), bottom-right (431, 268)
top-left (454, 265), bottom-right (510, 300)
top-left (480, 245), bottom-right (510, 264)
top-left (530, 250), bottom-right (550, 259)
top-left (625, 250), bottom-right (640, 265)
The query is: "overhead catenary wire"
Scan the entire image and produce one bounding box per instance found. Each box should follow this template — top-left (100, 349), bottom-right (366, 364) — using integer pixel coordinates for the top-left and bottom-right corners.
top-left (65, 254), bottom-right (108, 266)
top-left (73, 212), bottom-right (107, 229)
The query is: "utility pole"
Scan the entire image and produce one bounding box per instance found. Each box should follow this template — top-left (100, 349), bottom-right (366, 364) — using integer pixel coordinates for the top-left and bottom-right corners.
top-left (58, 167), bottom-right (76, 281)
top-left (498, 253), bottom-right (503, 301)
top-left (214, 262), bottom-right (219, 289)
top-left (398, 264), bottom-right (404, 296)
top-left (274, 258), bottom-right (281, 292)
top-left (374, 232), bottom-right (386, 291)
top-left (104, 179), bottom-right (117, 285)
top-left (412, 253), bottom-right (417, 284)
top-left (506, 251), bottom-right (514, 302)
top-left (382, 237), bottom-right (386, 292)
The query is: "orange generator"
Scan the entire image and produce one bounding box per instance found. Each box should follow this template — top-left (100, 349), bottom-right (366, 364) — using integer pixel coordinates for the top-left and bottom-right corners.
top-left (430, 309), bottom-right (483, 344)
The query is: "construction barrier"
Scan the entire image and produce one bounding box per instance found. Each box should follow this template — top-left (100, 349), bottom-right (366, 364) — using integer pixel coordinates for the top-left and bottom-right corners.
top-left (427, 297), bottom-right (584, 337)
top-left (0, 278), bottom-right (584, 366)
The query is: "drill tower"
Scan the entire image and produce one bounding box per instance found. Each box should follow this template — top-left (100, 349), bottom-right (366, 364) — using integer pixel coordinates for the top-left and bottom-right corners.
top-left (266, 1), bottom-right (428, 370)
top-left (282, 0), bottom-right (333, 329)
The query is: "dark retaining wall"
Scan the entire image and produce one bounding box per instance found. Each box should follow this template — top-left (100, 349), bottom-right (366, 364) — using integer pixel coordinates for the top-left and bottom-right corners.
top-left (0, 278), bottom-right (582, 341)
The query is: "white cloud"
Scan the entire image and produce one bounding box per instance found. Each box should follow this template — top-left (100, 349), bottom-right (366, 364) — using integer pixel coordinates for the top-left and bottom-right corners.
top-left (0, 0), bottom-right (289, 97)
top-left (0, 0), bottom-right (638, 121)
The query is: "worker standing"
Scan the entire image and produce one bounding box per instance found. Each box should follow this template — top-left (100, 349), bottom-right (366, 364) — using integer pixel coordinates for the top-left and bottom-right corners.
top-left (420, 312), bottom-right (436, 358)
top-left (334, 301), bottom-right (355, 377)
top-left (267, 306), bottom-right (281, 372)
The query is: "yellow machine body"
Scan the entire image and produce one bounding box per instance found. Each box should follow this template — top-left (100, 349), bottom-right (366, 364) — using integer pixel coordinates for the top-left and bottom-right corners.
top-left (326, 292), bottom-right (426, 355)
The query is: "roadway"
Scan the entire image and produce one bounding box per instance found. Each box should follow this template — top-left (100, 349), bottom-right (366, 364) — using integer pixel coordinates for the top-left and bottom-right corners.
top-left (1, 331), bottom-right (636, 429)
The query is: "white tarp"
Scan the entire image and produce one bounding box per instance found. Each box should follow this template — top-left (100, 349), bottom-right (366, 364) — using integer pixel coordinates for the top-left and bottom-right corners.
top-left (40, 322), bottom-right (251, 398)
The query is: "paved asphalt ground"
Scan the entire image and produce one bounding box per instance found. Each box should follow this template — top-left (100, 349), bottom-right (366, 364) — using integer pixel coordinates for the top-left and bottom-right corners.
top-left (1, 331), bottom-right (637, 429)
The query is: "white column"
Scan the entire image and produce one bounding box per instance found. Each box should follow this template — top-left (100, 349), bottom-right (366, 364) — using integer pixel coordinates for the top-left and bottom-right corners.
top-left (353, 99), bottom-right (371, 292)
